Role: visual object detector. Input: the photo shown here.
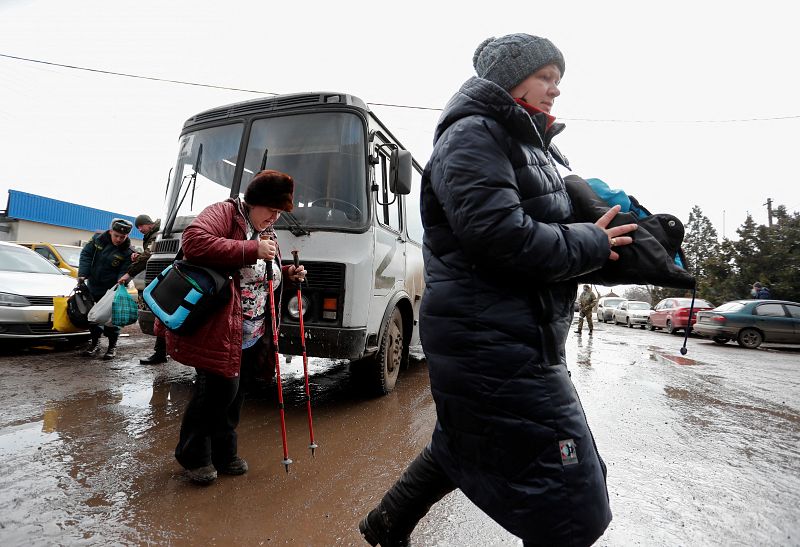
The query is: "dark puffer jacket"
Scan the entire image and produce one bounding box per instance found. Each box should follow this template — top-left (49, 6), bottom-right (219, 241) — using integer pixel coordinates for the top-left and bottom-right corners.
top-left (78, 231), bottom-right (133, 300)
top-left (421, 77), bottom-right (612, 545)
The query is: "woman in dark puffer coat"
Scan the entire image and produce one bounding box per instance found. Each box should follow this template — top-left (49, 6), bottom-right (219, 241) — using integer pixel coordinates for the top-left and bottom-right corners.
top-left (359, 34), bottom-right (638, 547)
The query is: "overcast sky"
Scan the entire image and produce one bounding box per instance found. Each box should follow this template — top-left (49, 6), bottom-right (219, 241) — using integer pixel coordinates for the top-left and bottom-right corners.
top-left (1, 0), bottom-right (798, 240)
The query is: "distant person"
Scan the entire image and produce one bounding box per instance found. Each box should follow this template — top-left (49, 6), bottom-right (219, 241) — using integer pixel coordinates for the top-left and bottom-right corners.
top-left (118, 214), bottom-right (166, 365)
top-left (752, 282), bottom-right (771, 299)
top-left (161, 169), bottom-right (306, 485)
top-left (358, 33), bottom-right (636, 546)
top-left (575, 284), bottom-right (598, 335)
top-left (78, 218), bottom-right (134, 360)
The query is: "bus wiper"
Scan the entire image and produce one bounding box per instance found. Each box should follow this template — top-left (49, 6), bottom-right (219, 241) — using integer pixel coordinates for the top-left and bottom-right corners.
top-left (281, 211), bottom-right (311, 237)
top-left (258, 145), bottom-right (308, 236)
top-left (260, 147), bottom-right (269, 171)
top-left (164, 144), bottom-right (203, 237)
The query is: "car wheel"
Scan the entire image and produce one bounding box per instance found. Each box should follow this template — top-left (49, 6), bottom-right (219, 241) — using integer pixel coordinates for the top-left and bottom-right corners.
top-left (666, 319), bottom-right (677, 335)
top-left (626, 318), bottom-right (633, 328)
top-left (712, 336), bottom-right (730, 345)
top-left (737, 328), bottom-right (763, 349)
top-left (647, 319), bottom-right (655, 331)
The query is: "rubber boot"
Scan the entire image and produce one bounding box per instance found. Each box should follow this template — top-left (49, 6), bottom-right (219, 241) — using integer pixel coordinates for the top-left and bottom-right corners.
top-left (359, 445), bottom-right (455, 546)
top-left (140, 336), bottom-right (167, 364)
top-left (103, 332), bottom-right (119, 360)
top-left (83, 335), bottom-right (101, 357)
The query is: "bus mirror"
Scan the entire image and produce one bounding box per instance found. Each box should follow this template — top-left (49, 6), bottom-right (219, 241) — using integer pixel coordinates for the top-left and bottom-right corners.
top-left (389, 149), bottom-right (413, 195)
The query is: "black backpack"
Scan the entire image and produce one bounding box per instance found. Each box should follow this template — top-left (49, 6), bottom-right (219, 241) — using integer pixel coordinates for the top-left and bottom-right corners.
top-left (564, 175), bottom-right (696, 290)
top-left (67, 280), bottom-right (95, 329)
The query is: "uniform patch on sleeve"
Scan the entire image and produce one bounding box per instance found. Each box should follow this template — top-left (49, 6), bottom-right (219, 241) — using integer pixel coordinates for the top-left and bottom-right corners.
top-left (559, 438), bottom-right (578, 465)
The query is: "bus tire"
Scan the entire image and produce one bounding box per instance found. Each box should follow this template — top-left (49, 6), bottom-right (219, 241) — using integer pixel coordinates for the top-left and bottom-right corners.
top-left (371, 307), bottom-right (405, 395)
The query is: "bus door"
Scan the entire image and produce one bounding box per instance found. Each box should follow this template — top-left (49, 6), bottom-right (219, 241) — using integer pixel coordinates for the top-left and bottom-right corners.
top-left (371, 137), bottom-right (406, 304)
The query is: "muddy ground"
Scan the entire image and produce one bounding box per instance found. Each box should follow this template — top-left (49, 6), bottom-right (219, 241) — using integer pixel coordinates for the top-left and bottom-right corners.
top-left (0, 322), bottom-right (798, 546)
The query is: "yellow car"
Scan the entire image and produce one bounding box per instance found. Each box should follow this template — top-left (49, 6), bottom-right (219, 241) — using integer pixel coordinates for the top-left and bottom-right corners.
top-left (13, 242), bottom-right (140, 299)
top-left (13, 242), bottom-right (82, 277)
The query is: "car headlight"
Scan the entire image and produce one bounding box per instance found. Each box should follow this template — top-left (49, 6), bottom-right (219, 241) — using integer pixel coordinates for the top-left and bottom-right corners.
top-left (0, 292), bottom-right (31, 307)
top-left (287, 295), bottom-right (310, 319)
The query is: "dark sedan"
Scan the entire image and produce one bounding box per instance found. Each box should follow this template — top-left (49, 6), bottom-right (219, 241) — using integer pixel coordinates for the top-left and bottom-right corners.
top-left (693, 299), bottom-right (800, 349)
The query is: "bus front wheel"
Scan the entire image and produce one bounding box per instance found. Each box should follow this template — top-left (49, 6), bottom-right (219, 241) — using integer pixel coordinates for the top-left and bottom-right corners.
top-left (371, 307), bottom-right (405, 395)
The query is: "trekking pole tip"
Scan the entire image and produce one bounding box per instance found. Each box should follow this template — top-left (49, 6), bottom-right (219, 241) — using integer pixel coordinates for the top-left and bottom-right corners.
top-left (309, 442), bottom-right (318, 456)
top-left (282, 458), bottom-right (293, 473)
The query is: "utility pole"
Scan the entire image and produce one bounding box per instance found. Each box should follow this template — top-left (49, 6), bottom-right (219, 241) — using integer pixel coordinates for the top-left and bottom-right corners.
top-left (764, 198), bottom-right (774, 227)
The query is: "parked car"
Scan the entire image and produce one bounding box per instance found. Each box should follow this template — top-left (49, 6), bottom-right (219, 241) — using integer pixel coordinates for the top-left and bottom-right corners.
top-left (648, 297), bottom-right (714, 334)
top-left (613, 300), bottom-right (653, 328)
top-left (13, 242), bottom-right (82, 277)
top-left (0, 241), bottom-right (89, 342)
top-left (694, 299), bottom-right (800, 349)
top-left (596, 297), bottom-right (626, 323)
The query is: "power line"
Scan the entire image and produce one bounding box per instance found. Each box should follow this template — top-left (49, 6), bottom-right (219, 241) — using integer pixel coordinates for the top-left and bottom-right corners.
top-left (3, 52), bottom-right (800, 123)
top-left (0, 53), bottom-right (274, 95)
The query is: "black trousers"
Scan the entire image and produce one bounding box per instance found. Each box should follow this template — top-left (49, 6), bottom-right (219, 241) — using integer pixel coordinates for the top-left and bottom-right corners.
top-left (385, 446), bottom-right (552, 546)
top-left (89, 324), bottom-right (121, 339)
top-left (174, 343), bottom-right (264, 469)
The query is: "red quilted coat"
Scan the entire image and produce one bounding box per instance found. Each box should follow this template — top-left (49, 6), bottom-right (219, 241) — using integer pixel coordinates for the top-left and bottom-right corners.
top-left (159, 198), bottom-right (286, 378)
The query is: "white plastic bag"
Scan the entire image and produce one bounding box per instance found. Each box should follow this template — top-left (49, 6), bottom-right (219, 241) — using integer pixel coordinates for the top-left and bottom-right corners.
top-left (87, 287), bottom-right (115, 326)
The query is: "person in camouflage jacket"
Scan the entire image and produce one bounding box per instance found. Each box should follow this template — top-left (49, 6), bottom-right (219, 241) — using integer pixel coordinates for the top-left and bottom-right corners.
top-left (575, 284), bottom-right (598, 335)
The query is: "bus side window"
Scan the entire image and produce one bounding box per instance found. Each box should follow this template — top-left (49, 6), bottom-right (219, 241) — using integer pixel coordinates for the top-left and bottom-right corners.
top-left (405, 167), bottom-right (423, 243)
top-left (374, 149), bottom-right (401, 233)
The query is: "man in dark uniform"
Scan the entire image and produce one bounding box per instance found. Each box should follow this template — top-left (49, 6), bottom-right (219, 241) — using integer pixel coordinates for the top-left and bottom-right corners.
top-left (78, 218), bottom-right (134, 360)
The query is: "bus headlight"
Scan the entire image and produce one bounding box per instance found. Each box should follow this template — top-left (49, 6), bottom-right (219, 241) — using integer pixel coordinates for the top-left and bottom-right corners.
top-left (287, 295), bottom-right (310, 319)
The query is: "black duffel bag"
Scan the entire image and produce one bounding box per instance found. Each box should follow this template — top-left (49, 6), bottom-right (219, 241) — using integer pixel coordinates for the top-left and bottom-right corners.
top-left (67, 280), bottom-right (95, 329)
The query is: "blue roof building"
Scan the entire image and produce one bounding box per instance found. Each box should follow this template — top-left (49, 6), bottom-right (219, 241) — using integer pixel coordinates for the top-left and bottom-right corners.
top-left (1, 190), bottom-right (145, 244)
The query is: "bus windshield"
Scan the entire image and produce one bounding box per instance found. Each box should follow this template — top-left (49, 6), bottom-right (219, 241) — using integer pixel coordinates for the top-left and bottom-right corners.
top-left (163, 123), bottom-right (244, 234)
top-left (241, 112), bottom-right (367, 231)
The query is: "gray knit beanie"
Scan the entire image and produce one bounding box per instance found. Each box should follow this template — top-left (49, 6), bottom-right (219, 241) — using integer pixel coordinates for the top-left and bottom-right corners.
top-left (473, 33), bottom-right (565, 91)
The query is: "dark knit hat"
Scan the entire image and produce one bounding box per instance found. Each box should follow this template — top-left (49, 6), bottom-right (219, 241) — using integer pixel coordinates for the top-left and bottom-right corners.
top-left (245, 170), bottom-right (294, 212)
top-left (473, 33), bottom-right (565, 91)
top-left (134, 214), bottom-right (153, 227)
top-left (110, 218), bottom-right (132, 234)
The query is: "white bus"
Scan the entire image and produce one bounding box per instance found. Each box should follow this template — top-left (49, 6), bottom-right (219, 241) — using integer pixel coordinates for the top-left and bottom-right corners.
top-left (140, 92), bottom-right (425, 394)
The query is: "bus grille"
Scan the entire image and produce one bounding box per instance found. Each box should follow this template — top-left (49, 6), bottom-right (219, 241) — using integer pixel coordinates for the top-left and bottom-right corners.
top-left (155, 238), bottom-right (180, 254)
top-left (145, 258), bottom-right (174, 284)
top-left (303, 262), bottom-right (344, 290)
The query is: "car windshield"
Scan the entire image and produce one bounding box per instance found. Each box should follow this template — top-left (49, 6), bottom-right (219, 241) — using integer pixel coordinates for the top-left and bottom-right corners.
top-left (629, 302), bottom-right (650, 310)
top-left (54, 245), bottom-right (81, 267)
top-left (715, 302), bottom-right (746, 312)
top-left (674, 298), bottom-right (712, 308)
top-left (605, 299), bottom-right (625, 307)
top-left (0, 245), bottom-right (63, 274)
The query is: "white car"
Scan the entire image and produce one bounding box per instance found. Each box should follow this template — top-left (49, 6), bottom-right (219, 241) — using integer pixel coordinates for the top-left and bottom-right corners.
top-left (0, 241), bottom-right (88, 341)
top-left (612, 300), bottom-right (653, 328)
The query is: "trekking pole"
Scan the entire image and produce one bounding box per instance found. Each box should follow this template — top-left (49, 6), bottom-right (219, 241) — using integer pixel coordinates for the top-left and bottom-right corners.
top-left (266, 258), bottom-right (292, 472)
top-left (292, 250), bottom-right (318, 456)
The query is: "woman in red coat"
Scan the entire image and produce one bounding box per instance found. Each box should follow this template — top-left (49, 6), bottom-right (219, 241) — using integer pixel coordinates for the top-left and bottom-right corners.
top-left (164, 169), bottom-right (305, 484)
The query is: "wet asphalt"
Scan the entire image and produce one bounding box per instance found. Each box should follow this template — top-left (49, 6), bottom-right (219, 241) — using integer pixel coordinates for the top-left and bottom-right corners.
top-left (0, 320), bottom-right (798, 546)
